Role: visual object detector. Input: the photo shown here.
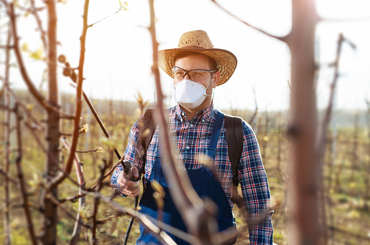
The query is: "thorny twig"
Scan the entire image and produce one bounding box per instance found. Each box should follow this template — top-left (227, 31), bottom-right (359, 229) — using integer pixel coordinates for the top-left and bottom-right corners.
top-left (96, 192), bottom-right (177, 245)
top-left (90, 160), bottom-right (121, 190)
top-left (8, 3), bottom-right (74, 119)
top-left (3, 24), bottom-right (14, 245)
top-left (210, 0), bottom-right (288, 42)
top-left (316, 33), bottom-right (355, 244)
top-left (46, 193), bottom-right (91, 229)
top-left (248, 85), bottom-right (258, 131)
top-left (88, 8), bottom-right (124, 28)
top-left (23, 122), bottom-right (92, 193)
top-left (61, 138), bottom-right (86, 245)
top-left (0, 45), bottom-right (14, 49)
top-left (0, 105), bottom-right (13, 111)
top-left (100, 214), bottom-right (119, 243)
top-left (75, 148), bottom-right (103, 153)
top-left (62, 64), bottom-right (122, 160)
top-left (0, 77), bottom-right (45, 130)
top-left (51, 0), bottom-right (91, 193)
top-left (24, 121), bottom-right (59, 165)
top-left (14, 104), bottom-right (38, 245)
top-left (91, 162), bottom-right (107, 244)
top-left (30, 0), bottom-right (47, 51)
top-left (58, 193), bottom-right (86, 203)
top-left (0, 167), bottom-right (19, 185)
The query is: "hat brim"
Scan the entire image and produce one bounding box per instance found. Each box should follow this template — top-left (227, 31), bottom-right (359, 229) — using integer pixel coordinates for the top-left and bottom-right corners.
top-left (158, 47), bottom-right (237, 86)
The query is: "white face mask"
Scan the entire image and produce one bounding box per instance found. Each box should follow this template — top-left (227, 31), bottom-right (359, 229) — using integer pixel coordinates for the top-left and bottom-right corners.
top-left (173, 79), bottom-right (213, 109)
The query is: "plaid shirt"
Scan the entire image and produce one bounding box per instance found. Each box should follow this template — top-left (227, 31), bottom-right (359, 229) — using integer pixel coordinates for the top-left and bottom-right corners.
top-left (111, 104), bottom-right (273, 244)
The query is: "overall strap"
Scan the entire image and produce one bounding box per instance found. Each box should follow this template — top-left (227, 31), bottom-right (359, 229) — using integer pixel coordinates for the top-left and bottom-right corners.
top-left (224, 115), bottom-right (244, 187)
top-left (206, 111), bottom-right (224, 160)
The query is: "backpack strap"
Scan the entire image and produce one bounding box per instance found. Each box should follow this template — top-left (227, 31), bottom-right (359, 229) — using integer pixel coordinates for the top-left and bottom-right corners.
top-left (225, 115), bottom-right (244, 207)
top-left (139, 108), bottom-right (156, 175)
top-left (224, 115), bottom-right (244, 187)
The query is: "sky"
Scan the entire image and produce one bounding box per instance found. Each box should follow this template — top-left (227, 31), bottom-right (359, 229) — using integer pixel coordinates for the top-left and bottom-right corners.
top-left (2, 0), bottom-right (370, 111)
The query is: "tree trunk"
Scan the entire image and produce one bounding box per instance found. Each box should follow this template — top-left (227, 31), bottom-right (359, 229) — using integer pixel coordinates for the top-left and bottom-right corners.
top-left (3, 21), bottom-right (12, 245)
top-left (41, 1), bottom-right (60, 244)
top-left (288, 0), bottom-right (320, 244)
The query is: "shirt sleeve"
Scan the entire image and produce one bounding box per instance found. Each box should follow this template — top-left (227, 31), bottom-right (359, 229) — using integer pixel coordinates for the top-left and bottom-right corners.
top-left (111, 119), bottom-right (144, 197)
top-left (239, 121), bottom-right (273, 244)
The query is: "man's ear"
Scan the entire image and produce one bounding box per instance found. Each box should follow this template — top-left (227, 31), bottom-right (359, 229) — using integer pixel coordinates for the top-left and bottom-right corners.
top-left (212, 71), bottom-right (221, 88)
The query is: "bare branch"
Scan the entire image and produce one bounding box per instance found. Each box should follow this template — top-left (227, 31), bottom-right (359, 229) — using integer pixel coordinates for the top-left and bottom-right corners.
top-left (248, 85), bottom-right (258, 129)
top-left (61, 138), bottom-right (87, 245)
top-left (0, 77), bottom-right (45, 130)
top-left (320, 16), bottom-right (370, 22)
top-left (316, 33), bottom-right (349, 244)
top-left (64, 69), bottom-right (122, 160)
top-left (75, 148), bottom-right (102, 153)
top-left (0, 167), bottom-right (19, 185)
top-left (0, 105), bottom-right (13, 111)
top-left (148, 0), bottom-right (219, 243)
top-left (3, 25), bottom-right (14, 245)
top-left (30, 0), bottom-right (48, 51)
top-left (0, 45), bottom-right (14, 49)
top-left (58, 193), bottom-right (86, 203)
top-left (91, 163), bottom-right (107, 244)
top-left (16, 3), bottom-right (46, 12)
top-left (64, 0), bottom-right (90, 175)
top-left (14, 104), bottom-right (38, 245)
top-left (90, 160), bottom-right (121, 190)
top-left (24, 121), bottom-right (59, 165)
top-left (100, 215), bottom-right (119, 243)
top-left (46, 193), bottom-right (91, 229)
top-left (60, 132), bottom-right (72, 136)
top-left (210, 0), bottom-right (288, 42)
top-left (8, 4), bottom-right (54, 112)
top-left (97, 193), bottom-right (177, 245)
top-left (88, 8), bottom-right (123, 28)
top-left (23, 122), bottom-right (90, 194)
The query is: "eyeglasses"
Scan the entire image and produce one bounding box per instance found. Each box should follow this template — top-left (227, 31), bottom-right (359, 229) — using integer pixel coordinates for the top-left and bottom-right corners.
top-left (172, 66), bottom-right (217, 81)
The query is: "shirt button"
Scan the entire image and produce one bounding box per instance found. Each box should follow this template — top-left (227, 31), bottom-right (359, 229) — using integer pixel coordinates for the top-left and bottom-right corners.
top-left (186, 146), bottom-right (190, 150)
top-left (202, 119), bottom-right (205, 123)
top-left (190, 124), bottom-right (193, 127)
top-left (180, 118), bottom-right (183, 122)
top-left (181, 112), bottom-right (185, 116)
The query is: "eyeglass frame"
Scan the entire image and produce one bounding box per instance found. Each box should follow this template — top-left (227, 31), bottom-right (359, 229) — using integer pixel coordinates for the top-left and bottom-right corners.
top-left (172, 66), bottom-right (217, 81)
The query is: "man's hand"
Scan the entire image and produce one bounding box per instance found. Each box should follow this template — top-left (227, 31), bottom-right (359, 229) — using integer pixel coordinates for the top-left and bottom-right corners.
top-left (117, 167), bottom-right (140, 197)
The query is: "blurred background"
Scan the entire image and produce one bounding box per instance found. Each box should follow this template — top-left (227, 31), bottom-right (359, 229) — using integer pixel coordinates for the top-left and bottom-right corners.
top-left (1, 0), bottom-right (370, 244)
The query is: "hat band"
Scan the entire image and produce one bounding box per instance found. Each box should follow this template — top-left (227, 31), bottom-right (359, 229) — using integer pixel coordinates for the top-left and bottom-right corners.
top-left (177, 45), bottom-right (208, 50)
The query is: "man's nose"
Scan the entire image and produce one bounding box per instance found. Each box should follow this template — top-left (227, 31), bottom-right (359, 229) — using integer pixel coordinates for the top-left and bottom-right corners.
top-left (182, 72), bottom-right (191, 80)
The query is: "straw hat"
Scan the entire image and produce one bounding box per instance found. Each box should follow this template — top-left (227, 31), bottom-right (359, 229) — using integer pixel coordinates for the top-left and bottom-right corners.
top-left (158, 30), bottom-right (237, 86)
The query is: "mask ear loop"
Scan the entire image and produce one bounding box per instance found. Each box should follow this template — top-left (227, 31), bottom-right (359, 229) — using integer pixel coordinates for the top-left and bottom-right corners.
top-left (204, 73), bottom-right (215, 97)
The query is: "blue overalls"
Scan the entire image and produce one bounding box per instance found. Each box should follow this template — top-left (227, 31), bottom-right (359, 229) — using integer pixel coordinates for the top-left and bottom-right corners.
top-left (137, 112), bottom-right (237, 245)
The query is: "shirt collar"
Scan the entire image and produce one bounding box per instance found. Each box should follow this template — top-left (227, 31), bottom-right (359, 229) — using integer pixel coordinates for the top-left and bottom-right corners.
top-left (174, 103), bottom-right (215, 122)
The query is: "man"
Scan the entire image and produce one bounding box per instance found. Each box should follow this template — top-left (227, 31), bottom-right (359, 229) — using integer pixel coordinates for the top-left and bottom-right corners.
top-left (111, 30), bottom-right (273, 244)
